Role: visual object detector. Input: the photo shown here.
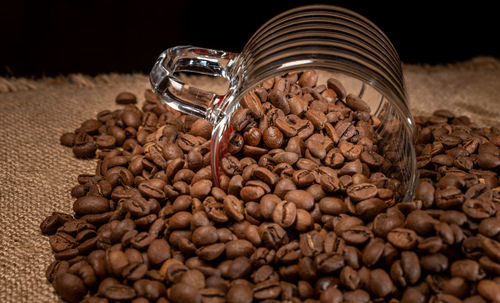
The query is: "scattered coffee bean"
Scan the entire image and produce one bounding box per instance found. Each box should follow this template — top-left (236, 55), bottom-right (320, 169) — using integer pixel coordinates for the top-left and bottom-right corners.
top-left (43, 72), bottom-right (500, 302)
top-left (115, 91), bottom-right (137, 104)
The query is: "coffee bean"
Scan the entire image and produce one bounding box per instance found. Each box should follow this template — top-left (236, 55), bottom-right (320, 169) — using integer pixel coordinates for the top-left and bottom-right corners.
top-left (253, 280), bottom-right (282, 300)
top-left (60, 132), bottom-right (76, 147)
top-left (326, 78), bottom-right (346, 99)
top-left (284, 190), bottom-right (314, 210)
top-left (190, 118), bottom-right (213, 140)
top-left (478, 279), bottom-right (500, 302)
top-left (55, 273), bottom-right (88, 303)
top-left (272, 200), bottom-right (297, 228)
top-left (73, 132), bottom-right (97, 158)
top-left (462, 198), bottom-right (496, 219)
top-left (263, 126), bottom-right (284, 149)
top-left (169, 282), bottom-right (201, 303)
top-left (225, 240), bottom-right (254, 259)
top-left (45, 78), bottom-right (500, 303)
top-left (115, 91), bottom-right (137, 104)
top-left (191, 180), bottom-right (212, 199)
top-left (369, 269), bottom-right (395, 297)
top-left (227, 284), bottom-right (253, 303)
top-left (147, 239), bottom-right (171, 266)
top-left (386, 228), bottom-right (418, 250)
top-left (241, 90), bottom-right (264, 119)
top-left (346, 183), bottom-right (378, 202)
top-left (346, 94), bottom-right (370, 113)
top-left (298, 70), bottom-right (318, 88)
top-left (450, 259), bottom-right (486, 281)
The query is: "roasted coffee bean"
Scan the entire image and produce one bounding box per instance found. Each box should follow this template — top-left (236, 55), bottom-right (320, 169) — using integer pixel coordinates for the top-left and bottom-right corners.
top-left (284, 189), bottom-right (314, 210)
top-left (225, 239), bottom-right (254, 259)
top-left (54, 273), bottom-right (88, 303)
top-left (346, 183), bottom-right (378, 202)
top-left (477, 279), bottom-right (500, 302)
top-left (263, 126), bottom-right (284, 149)
top-left (272, 200), bottom-right (297, 227)
top-left (327, 78), bottom-right (346, 99)
top-left (73, 132), bottom-right (97, 158)
top-left (298, 70), bottom-right (318, 88)
top-left (60, 132), bottom-right (76, 147)
top-left (346, 94), bottom-right (370, 113)
top-left (253, 280), bottom-right (282, 300)
top-left (115, 91), bottom-right (137, 104)
top-left (190, 118), bottom-right (213, 140)
top-left (169, 282), bottom-right (201, 303)
top-left (387, 228), bottom-right (418, 250)
top-left (450, 259), bottom-right (486, 281)
top-left (369, 269), bottom-right (395, 297)
top-left (462, 198), bottom-right (496, 219)
top-left (45, 80), bottom-right (500, 303)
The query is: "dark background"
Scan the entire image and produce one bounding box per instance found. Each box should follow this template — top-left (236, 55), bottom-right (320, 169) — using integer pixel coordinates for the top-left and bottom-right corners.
top-left (1, 0), bottom-right (499, 78)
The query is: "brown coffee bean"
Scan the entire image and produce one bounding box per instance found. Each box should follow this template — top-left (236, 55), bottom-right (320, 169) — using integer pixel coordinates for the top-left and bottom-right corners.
top-left (191, 180), bottom-right (212, 200)
top-left (96, 134), bottom-right (116, 149)
top-left (305, 109), bottom-right (327, 130)
top-left (272, 200), bottom-right (297, 228)
top-left (387, 228), bottom-right (418, 250)
top-left (222, 195), bottom-right (244, 222)
top-left (283, 189), bottom-right (314, 210)
top-left (369, 268), bottom-right (395, 297)
top-left (73, 132), bottom-right (97, 158)
top-left (263, 126), bottom-right (284, 149)
top-left (138, 178), bottom-right (166, 199)
top-left (478, 279), bottom-right (500, 302)
top-left (60, 132), bottom-right (76, 147)
top-left (253, 167), bottom-right (278, 186)
top-left (268, 90), bottom-right (290, 114)
top-left (73, 196), bottom-right (109, 215)
top-left (191, 225), bottom-right (217, 247)
top-left (450, 259), bottom-right (486, 281)
top-left (435, 186), bottom-right (465, 209)
top-left (346, 94), bottom-right (370, 113)
top-left (346, 183), bottom-right (378, 202)
top-left (298, 70), bottom-right (318, 88)
top-left (462, 198), bottom-right (496, 219)
top-left (190, 118), bottom-right (213, 140)
top-left (261, 223), bottom-right (288, 249)
top-left (147, 239), bottom-right (171, 266)
top-left (225, 240), bottom-right (254, 259)
top-left (197, 243), bottom-right (225, 261)
top-left (221, 155), bottom-right (243, 176)
top-left (400, 251), bottom-right (421, 285)
top-left (406, 210), bottom-right (437, 236)
top-left (327, 78), bottom-right (346, 99)
top-left (242, 90), bottom-right (264, 119)
top-left (341, 225), bottom-right (373, 245)
top-left (169, 282), bottom-right (201, 303)
top-left (116, 91), bottom-right (137, 104)
top-left (55, 273), bottom-right (88, 303)
top-left (481, 237), bottom-right (500, 263)
top-left (226, 284), bottom-right (253, 303)
top-left (203, 197), bottom-right (228, 223)
top-left (240, 185), bottom-right (265, 202)
top-left (253, 280), bottom-right (282, 300)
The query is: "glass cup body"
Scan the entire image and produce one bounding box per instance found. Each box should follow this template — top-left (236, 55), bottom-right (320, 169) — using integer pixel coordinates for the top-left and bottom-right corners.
top-left (150, 5), bottom-right (418, 201)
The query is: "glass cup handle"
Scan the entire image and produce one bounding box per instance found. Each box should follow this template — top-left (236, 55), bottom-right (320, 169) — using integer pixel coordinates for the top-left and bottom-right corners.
top-left (150, 45), bottom-right (236, 123)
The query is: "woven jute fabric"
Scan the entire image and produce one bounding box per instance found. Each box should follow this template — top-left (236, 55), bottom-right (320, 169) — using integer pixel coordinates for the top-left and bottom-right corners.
top-left (0, 58), bottom-right (499, 302)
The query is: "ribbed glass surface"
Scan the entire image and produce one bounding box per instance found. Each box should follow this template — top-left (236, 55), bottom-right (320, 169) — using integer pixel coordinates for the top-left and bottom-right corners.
top-left (218, 5), bottom-right (417, 200)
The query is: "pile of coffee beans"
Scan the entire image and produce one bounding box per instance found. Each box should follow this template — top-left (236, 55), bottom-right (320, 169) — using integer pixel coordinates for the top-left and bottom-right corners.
top-left (42, 70), bottom-right (500, 303)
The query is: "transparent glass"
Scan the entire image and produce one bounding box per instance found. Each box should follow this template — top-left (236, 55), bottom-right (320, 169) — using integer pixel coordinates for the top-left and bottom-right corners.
top-left (150, 5), bottom-right (418, 201)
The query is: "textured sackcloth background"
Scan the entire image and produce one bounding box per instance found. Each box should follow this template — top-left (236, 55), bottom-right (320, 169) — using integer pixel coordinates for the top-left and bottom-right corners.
top-left (0, 57), bottom-right (500, 302)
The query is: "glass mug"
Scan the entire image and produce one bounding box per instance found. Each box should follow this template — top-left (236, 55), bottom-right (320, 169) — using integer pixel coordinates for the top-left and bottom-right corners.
top-left (150, 5), bottom-right (418, 201)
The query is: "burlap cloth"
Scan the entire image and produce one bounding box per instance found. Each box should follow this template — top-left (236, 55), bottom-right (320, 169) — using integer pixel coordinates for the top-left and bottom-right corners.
top-left (1, 57), bottom-right (499, 302)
